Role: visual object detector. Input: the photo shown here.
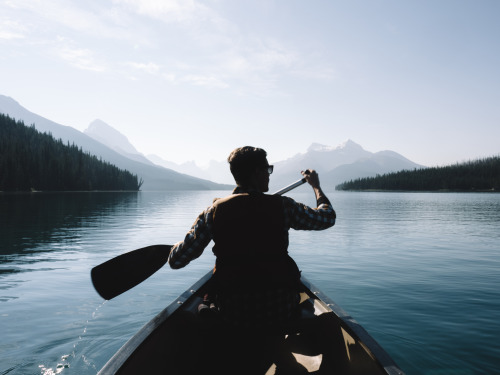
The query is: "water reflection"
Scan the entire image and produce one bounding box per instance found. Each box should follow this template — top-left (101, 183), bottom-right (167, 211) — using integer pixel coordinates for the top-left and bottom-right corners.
top-left (1, 191), bottom-right (499, 375)
top-left (0, 192), bottom-right (138, 263)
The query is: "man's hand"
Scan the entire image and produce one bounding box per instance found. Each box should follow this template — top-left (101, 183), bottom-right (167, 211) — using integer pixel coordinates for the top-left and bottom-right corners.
top-left (301, 169), bottom-right (331, 207)
top-left (301, 169), bottom-right (320, 189)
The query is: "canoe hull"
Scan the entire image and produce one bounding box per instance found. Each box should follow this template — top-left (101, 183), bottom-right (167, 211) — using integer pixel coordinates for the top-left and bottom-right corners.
top-left (98, 271), bottom-right (404, 375)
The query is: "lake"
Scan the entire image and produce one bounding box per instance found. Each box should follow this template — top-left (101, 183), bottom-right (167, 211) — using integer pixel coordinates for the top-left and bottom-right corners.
top-left (1, 190), bottom-right (499, 374)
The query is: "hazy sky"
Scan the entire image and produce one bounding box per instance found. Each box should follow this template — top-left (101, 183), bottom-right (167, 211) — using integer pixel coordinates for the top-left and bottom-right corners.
top-left (1, 0), bottom-right (499, 167)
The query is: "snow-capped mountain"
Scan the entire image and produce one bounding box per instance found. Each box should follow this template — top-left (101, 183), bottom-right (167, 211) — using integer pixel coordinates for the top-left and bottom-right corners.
top-left (268, 140), bottom-right (425, 191)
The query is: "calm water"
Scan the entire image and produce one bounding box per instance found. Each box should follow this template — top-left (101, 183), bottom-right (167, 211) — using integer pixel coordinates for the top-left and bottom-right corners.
top-left (1, 190), bottom-right (499, 375)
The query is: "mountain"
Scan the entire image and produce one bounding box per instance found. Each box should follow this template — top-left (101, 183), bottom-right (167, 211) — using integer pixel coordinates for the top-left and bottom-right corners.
top-left (268, 140), bottom-right (425, 191)
top-left (148, 154), bottom-right (210, 180)
top-left (84, 119), bottom-right (155, 166)
top-left (148, 154), bottom-right (233, 184)
top-left (0, 95), bottom-right (230, 191)
top-left (70, 110), bottom-right (425, 191)
top-left (145, 139), bottom-right (425, 191)
top-left (0, 113), bottom-right (142, 191)
top-left (81, 118), bottom-right (235, 184)
top-left (0, 94), bottom-right (425, 192)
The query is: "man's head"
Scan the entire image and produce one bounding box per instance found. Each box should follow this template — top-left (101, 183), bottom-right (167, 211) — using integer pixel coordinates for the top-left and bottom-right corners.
top-left (228, 146), bottom-right (273, 191)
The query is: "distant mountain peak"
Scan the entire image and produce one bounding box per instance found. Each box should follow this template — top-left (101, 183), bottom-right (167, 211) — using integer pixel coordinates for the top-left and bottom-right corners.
top-left (336, 139), bottom-right (364, 150)
top-left (85, 118), bottom-right (128, 140)
top-left (307, 143), bottom-right (334, 152)
top-left (84, 119), bottom-right (139, 156)
top-left (87, 119), bottom-right (113, 132)
top-left (307, 140), bottom-right (364, 153)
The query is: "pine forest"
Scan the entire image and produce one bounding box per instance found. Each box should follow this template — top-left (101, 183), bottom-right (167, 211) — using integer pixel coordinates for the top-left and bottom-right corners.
top-left (336, 157), bottom-right (500, 192)
top-left (0, 114), bottom-right (143, 192)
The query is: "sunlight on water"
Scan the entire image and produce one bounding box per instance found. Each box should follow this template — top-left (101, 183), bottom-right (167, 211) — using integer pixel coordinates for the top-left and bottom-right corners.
top-left (39, 360), bottom-right (69, 375)
top-left (37, 301), bottom-right (107, 375)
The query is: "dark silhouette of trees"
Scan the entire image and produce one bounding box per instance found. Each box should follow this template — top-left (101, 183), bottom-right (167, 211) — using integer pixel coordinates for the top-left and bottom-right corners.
top-left (0, 114), bottom-right (143, 191)
top-left (336, 157), bottom-right (500, 192)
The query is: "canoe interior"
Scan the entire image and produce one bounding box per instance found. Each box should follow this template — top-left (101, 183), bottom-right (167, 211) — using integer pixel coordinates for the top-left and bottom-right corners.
top-left (98, 272), bottom-right (404, 375)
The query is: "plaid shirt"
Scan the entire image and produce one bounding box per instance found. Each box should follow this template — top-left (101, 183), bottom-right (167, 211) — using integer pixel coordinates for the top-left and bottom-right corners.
top-left (168, 193), bottom-right (336, 269)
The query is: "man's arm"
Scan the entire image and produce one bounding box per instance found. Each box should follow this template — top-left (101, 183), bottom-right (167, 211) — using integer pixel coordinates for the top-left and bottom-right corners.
top-left (168, 208), bottom-right (213, 269)
top-left (283, 170), bottom-right (335, 231)
top-left (301, 169), bottom-right (331, 207)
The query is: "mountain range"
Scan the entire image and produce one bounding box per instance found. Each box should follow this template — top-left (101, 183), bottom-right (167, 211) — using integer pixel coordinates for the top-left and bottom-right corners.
top-left (269, 141), bottom-right (425, 191)
top-left (146, 140), bottom-right (426, 191)
top-left (0, 94), bottom-right (425, 191)
top-left (0, 95), bottom-right (229, 191)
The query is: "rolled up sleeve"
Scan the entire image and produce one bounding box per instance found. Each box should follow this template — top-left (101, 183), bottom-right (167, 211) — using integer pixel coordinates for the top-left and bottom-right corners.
top-left (168, 208), bottom-right (214, 269)
top-left (283, 197), bottom-right (336, 231)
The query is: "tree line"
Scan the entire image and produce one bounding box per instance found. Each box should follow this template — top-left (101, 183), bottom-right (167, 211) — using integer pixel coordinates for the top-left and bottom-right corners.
top-left (336, 156), bottom-right (500, 192)
top-left (0, 114), bottom-right (143, 191)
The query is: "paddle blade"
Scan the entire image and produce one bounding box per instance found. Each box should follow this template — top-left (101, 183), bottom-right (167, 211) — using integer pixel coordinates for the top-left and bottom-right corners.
top-left (91, 245), bottom-right (172, 300)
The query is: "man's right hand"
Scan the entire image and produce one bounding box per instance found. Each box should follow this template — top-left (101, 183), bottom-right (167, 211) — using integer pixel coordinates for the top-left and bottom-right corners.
top-left (301, 169), bottom-right (320, 189)
top-left (302, 169), bottom-right (331, 207)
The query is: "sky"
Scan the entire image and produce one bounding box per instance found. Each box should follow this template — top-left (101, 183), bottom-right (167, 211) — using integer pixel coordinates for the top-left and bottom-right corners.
top-left (1, 0), bottom-right (499, 167)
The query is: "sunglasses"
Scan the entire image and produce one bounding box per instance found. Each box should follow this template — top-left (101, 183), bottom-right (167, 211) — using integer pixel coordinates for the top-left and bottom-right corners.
top-left (264, 165), bottom-right (274, 175)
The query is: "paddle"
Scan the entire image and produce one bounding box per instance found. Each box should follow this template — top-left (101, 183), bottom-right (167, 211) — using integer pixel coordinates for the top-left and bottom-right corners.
top-left (91, 244), bottom-right (173, 300)
top-left (91, 176), bottom-right (307, 300)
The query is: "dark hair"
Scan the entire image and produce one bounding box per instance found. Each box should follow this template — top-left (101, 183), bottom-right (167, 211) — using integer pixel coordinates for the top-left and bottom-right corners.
top-left (227, 146), bottom-right (268, 185)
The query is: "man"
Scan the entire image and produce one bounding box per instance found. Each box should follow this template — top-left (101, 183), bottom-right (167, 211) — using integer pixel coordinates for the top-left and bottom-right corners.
top-left (169, 146), bottom-right (336, 328)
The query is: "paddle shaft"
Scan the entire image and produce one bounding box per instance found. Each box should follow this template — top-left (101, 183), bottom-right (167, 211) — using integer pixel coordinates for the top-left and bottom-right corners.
top-left (91, 176), bottom-right (308, 300)
top-left (273, 177), bottom-right (307, 195)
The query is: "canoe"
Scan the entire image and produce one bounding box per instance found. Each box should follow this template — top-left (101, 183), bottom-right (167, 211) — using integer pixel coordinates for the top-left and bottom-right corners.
top-left (97, 270), bottom-right (405, 375)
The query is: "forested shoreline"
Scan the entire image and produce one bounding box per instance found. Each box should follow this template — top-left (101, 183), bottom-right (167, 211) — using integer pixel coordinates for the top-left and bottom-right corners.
top-left (336, 156), bottom-right (500, 192)
top-left (0, 114), bottom-right (143, 192)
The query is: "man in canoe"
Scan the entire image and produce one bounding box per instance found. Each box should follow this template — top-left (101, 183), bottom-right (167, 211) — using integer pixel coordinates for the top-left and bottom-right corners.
top-left (169, 146), bottom-right (336, 329)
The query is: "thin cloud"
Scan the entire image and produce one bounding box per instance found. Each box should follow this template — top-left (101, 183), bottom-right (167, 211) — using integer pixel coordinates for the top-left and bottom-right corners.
top-left (2, 0), bottom-right (335, 94)
top-left (56, 37), bottom-right (106, 72)
top-left (182, 74), bottom-right (229, 89)
top-left (112, 0), bottom-right (227, 29)
top-left (2, 0), bottom-right (147, 44)
top-left (110, 0), bottom-right (327, 93)
top-left (126, 61), bottom-right (161, 75)
top-left (0, 19), bottom-right (27, 40)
